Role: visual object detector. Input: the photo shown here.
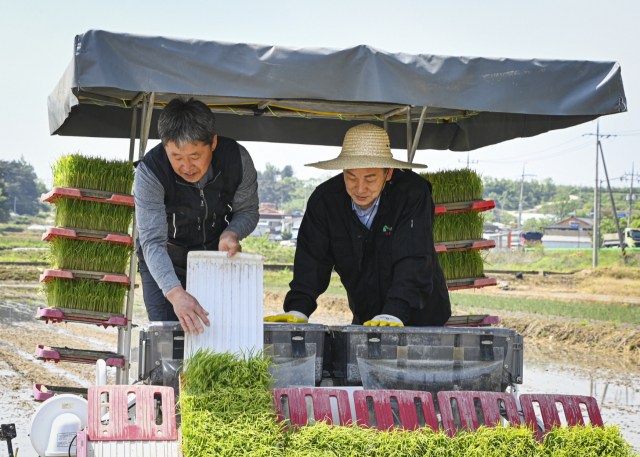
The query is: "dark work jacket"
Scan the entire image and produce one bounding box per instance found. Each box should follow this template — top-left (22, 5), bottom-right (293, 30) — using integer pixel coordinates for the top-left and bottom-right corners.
top-left (137, 137), bottom-right (242, 277)
top-left (284, 170), bottom-right (451, 327)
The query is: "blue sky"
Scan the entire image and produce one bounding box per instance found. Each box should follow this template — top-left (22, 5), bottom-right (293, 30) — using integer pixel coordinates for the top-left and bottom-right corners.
top-left (1, 0), bottom-right (638, 186)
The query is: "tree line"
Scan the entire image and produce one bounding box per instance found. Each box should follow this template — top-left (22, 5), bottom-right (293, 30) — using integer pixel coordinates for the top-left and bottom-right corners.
top-left (0, 158), bottom-right (48, 222)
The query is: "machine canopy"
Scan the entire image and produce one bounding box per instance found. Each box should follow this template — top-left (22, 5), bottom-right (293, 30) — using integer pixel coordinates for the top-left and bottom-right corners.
top-left (49, 30), bottom-right (627, 151)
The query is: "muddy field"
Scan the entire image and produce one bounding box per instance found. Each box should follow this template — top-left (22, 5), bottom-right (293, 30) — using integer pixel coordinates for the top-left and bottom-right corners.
top-left (1, 281), bottom-right (639, 455)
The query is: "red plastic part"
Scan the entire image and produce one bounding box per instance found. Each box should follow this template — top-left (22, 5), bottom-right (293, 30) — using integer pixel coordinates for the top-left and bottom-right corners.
top-left (353, 390), bottom-right (438, 431)
top-left (272, 388), bottom-right (353, 426)
top-left (39, 269), bottom-right (130, 286)
top-left (36, 307), bottom-right (128, 328)
top-left (87, 385), bottom-right (177, 441)
top-left (448, 277), bottom-right (497, 291)
top-left (42, 227), bottom-right (133, 246)
top-left (76, 430), bottom-right (88, 457)
top-left (520, 394), bottom-right (603, 441)
top-left (445, 316), bottom-right (500, 327)
top-left (32, 383), bottom-right (55, 401)
top-left (437, 391), bottom-right (522, 437)
top-left (435, 239), bottom-right (496, 253)
top-left (35, 345), bottom-right (125, 367)
top-left (41, 187), bottom-right (134, 207)
top-left (435, 200), bottom-right (496, 215)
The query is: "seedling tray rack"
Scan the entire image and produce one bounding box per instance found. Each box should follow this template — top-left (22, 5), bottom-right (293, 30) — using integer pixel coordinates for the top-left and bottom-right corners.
top-left (35, 345), bottom-right (125, 367)
top-left (43, 227), bottom-right (133, 246)
top-left (434, 199), bottom-right (495, 214)
top-left (435, 239), bottom-right (495, 253)
top-left (41, 187), bottom-right (134, 206)
top-left (446, 277), bottom-right (497, 290)
top-left (39, 269), bottom-right (130, 286)
top-left (36, 307), bottom-right (128, 328)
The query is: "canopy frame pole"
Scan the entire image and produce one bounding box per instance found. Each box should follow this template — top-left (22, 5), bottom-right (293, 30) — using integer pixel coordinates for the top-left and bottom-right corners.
top-left (115, 99), bottom-right (141, 384)
top-left (120, 92), bottom-right (155, 384)
top-left (408, 106), bottom-right (428, 163)
top-left (406, 110), bottom-right (413, 161)
top-left (383, 117), bottom-right (388, 133)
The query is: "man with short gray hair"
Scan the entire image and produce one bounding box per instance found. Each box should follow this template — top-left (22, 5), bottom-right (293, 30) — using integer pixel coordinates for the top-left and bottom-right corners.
top-left (134, 97), bottom-right (259, 335)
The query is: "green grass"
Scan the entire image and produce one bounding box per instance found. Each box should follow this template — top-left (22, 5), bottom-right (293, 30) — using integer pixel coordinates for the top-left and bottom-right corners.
top-left (49, 238), bottom-right (133, 274)
top-left (0, 249), bottom-right (47, 263)
top-left (439, 250), bottom-right (486, 280)
top-left (421, 168), bottom-right (483, 204)
top-left (487, 248), bottom-right (639, 271)
top-left (264, 269), bottom-right (347, 295)
top-left (43, 278), bottom-right (127, 313)
top-left (434, 211), bottom-right (484, 243)
top-left (52, 154), bottom-right (135, 194)
top-left (450, 292), bottom-right (640, 325)
top-left (54, 198), bottom-right (133, 233)
top-left (242, 235), bottom-right (295, 264)
top-left (180, 350), bottom-right (636, 457)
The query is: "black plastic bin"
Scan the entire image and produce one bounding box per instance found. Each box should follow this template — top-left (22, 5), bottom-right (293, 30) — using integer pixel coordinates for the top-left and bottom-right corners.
top-left (264, 323), bottom-right (327, 388)
top-left (323, 325), bottom-right (523, 394)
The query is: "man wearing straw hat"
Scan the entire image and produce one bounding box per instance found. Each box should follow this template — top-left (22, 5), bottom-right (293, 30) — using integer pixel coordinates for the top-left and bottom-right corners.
top-left (266, 123), bottom-right (451, 327)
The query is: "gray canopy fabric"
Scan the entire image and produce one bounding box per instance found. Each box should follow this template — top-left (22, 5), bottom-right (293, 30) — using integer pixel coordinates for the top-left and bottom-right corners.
top-left (49, 30), bottom-right (627, 151)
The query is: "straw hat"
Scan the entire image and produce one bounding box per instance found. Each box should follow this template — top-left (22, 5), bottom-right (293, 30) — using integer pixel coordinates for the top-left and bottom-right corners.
top-left (305, 123), bottom-right (427, 170)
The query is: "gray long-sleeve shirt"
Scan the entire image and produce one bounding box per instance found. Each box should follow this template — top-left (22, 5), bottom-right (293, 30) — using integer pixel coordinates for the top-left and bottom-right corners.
top-left (134, 144), bottom-right (259, 295)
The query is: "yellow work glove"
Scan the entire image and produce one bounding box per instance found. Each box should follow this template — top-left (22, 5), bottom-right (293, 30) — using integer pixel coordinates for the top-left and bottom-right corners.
top-left (264, 311), bottom-right (309, 323)
top-left (363, 314), bottom-right (404, 327)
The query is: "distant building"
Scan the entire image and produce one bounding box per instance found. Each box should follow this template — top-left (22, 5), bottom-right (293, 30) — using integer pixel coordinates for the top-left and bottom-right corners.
top-left (541, 216), bottom-right (592, 249)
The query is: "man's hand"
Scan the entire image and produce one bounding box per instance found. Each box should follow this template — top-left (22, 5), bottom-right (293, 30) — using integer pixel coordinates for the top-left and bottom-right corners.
top-left (219, 230), bottom-right (242, 257)
top-left (166, 286), bottom-right (210, 336)
top-left (264, 311), bottom-right (309, 323)
top-left (363, 314), bottom-right (404, 327)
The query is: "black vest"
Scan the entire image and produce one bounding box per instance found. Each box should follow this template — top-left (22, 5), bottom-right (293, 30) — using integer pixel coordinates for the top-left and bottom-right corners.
top-left (139, 137), bottom-right (243, 276)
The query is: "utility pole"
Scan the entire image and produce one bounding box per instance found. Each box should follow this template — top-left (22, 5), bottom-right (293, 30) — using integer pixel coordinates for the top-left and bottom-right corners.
top-left (517, 164), bottom-right (536, 232)
top-left (583, 121), bottom-right (616, 267)
top-left (458, 152), bottom-right (478, 169)
top-left (599, 141), bottom-right (628, 264)
top-left (13, 197), bottom-right (16, 214)
top-left (628, 162), bottom-right (635, 227)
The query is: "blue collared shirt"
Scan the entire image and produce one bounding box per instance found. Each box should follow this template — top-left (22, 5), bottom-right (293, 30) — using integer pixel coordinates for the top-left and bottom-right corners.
top-left (352, 195), bottom-right (381, 229)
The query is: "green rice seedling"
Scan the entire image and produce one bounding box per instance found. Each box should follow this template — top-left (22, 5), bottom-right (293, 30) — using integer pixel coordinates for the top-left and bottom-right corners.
top-left (179, 349), bottom-right (637, 457)
top-left (433, 211), bottom-right (484, 243)
top-left (54, 198), bottom-right (133, 233)
top-left (421, 168), bottom-right (483, 204)
top-left (52, 154), bottom-right (135, 195)
top-left (438, 249), bottom-right (486, 280)
top-left (44, 278), bottom-right (127, 313)
top-left (49, 237), bottom-right (133, 274)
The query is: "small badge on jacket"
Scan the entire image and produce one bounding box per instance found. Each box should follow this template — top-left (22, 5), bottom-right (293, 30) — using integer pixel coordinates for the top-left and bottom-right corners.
top-left (383, 225), bottom-right (393, 235)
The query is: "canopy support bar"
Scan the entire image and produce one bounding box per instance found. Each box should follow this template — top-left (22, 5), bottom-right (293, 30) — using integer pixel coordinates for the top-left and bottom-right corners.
top-left (409, 106), bottom-right (428, 163)
top-left (406, 111), bottom-right (413, 160)
top-left (119, 92), bottom-right (154, 384)
top-left (128, 107), bottom-right (138, 162)
top-left (257, 100), bottom-right (273, 109)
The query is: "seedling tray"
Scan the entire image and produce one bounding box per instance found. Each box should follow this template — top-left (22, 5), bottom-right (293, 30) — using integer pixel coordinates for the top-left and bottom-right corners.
top-left (40, 269), bottom-right (130, 286)
top-left (32, 383), bottom-right (88, 401)
top-left (444, 315), bottom-right (500, 327)
top-left (41, 187), bottom-right (134, 207)
top-left (42, 227), bottom-right (132, 246)
top-left (36, 307), bottom-right (128, 328)
top-left (446, 277), bottom-right (497, 290)
top-left (435, 200), bottom-right (495, 214)
top-left (435, 239), bottom-right (495, 253)
top-left (35, 345), bottom-right (125, 367)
